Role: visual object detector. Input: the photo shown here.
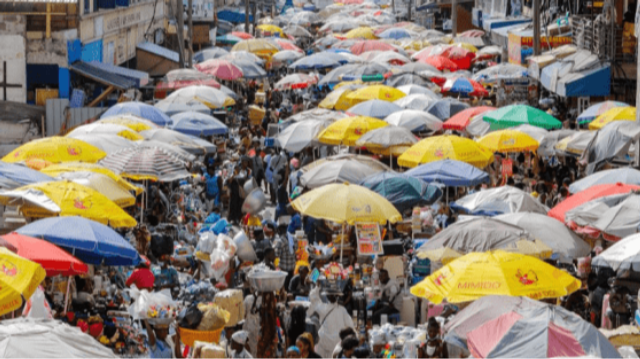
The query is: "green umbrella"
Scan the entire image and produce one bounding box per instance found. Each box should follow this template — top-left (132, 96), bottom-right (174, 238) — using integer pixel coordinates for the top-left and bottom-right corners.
top-left (483, 105), bottom-right (562, 130)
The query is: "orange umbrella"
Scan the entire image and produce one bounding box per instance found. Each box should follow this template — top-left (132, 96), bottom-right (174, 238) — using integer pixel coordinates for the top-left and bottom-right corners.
top-left (443, 106), bottom-right (496, 130)
top-left (350, 40), bottom-right (398, 55)
top-left (231, 31), bottom-right (253, 39)
top-left (419, 56), bottom-right (458, 72)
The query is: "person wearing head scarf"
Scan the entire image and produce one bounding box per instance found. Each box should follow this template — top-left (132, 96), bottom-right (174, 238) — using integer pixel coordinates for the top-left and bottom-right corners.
top-left (308, 286), bottom-right (355, 358)
top-left (286, 346), bottom-right (302, 358)
top-left (296, 332), bottom-right (322, 358)
top-left (231, 330), bottom-right (253, 358)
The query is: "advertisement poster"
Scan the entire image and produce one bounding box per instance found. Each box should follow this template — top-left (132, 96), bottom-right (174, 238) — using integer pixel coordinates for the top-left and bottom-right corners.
top-left (183, 0), bottom-right (214, 22)
top-left (356, 223), bottom-right (383, 256)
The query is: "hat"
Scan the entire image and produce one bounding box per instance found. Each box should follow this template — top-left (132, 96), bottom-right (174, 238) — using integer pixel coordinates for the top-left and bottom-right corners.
top-left (232, 330), bottom-right (249, 345)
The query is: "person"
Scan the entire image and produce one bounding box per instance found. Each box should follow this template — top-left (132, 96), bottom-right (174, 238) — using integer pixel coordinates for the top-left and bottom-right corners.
top-left (227, 167), bottom-right (244, 224)
top-left (203, 166), bottom-right (222, 212)
top-left (154, 257), bottom-right (179, 291)
top-left (263, 247), bottom-right (277, 270)
top-left (222, 322), bottom-right (245, 357)
top-left (297, 333), bottom-right (322, 358)
top-left (301, 147), bottom-right (314, 167)
top-left (230, 330), bottom-right (253, 358)
top-left (253, 227), bottom-right (272, 262)
top-left (251, 141), bottom-right (265, 189)
top-left (553, 187), bottom-right (569, 207)
top-left (339, 335), bottom-right (360, 358)
top-left (333, 327), bottom-right (357, 358)
top-left (287, 305), bottom-right (308, 348)
top-left (269, 151), bottom-right (288, 204)
top-left (309, 286), bottom-right (355, 358)
top-left (418, 318), bottom-right (448, 358)
top-left (372, 269), bottom-right (402, 325)
top-left (125, 258), bottom-right (155, 291)
top-left (287, 346), bottom-right (302, 358)
top-left (289, 266), bottom-right (311, 298)
top-left (369, 332), bottom-right (386, 358)
top-left (275, 228), bottom-right (297, 289)
top-left (144, 319), bottom-right (182, 358)
top-left (275, 171), bottom-right (290, 220)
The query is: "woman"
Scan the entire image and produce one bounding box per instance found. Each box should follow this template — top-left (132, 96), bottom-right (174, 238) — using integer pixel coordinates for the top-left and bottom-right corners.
top-left (227, 167), bottom-right (243, 224)
top-left (418, 318), bottom-right (448, 358)
top-left (287, 305), bottom-right (307, 347)
top-left (296, 333), bottom-right (321, 358)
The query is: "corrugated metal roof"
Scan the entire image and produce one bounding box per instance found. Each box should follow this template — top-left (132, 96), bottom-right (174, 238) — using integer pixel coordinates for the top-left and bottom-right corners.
top-left (88, 61), bottom-right (149, 87)
top-left (136, 42), bottom-right (180, 63)
top-left (69, 62), bottom-right (137, 89)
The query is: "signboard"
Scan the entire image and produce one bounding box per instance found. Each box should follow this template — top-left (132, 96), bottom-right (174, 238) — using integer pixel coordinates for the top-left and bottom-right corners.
top-left (508, 32), bottom-right (572, 64)
top-left (502, 158), bottom-right (513, 177)
top-left (355, 223), bottom-right (383, 256)
top-left (184, 0), bottom-right (214, 22)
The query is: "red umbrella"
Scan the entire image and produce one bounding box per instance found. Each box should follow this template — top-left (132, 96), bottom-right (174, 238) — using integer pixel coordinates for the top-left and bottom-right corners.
top-left (231, 31), bottom-right (253, 40)
top-left (2, 233), bottom-right (88, 276)
top-left (155, 69), bottom-right (220, 95)
top-left (441, 77), bottom-right (488, 97)
top-left (419, 55), bottom-right (458, 72)
top-left (350, 40), bottom-right (398, 55)
top-left (443, 106), bottom-right (496, 130)
top-left (442, 46), bottom-right (476, 70)
top-left (195, 59), bottom-right (244, 80)
top-left (548, 183), bottom-right (640, 223)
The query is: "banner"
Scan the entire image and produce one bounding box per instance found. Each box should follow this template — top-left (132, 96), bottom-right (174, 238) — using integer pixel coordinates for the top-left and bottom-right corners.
top-left (355, 223), bottom-right (383, 256)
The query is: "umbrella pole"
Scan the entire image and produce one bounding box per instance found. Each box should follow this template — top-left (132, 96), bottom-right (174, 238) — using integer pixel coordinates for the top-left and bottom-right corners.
top-left (64, 275), bottom-right (71, 314)
top-left (340, 223), bottom-right (344, 263)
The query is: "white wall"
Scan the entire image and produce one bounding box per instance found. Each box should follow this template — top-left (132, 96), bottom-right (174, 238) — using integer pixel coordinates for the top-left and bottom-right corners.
top-left (0, 35), bottom-right (27, 103)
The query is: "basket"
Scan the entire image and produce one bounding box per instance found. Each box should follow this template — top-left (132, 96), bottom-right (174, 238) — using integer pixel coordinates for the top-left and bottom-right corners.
top-left (179, 327), bottom-right (223, 347)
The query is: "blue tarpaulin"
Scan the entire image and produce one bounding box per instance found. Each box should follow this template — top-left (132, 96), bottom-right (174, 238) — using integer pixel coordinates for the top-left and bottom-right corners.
top-left (70, 62), bottom-right (138, 89)
top-left (217, 8), bottom-right (254, 23)
top-left (540, 50), bottom-right (610, 97)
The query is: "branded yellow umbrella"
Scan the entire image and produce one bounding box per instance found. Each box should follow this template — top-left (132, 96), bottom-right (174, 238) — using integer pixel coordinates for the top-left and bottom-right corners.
top-left (588, 107), bottom-right (636, 130)
top-left (410, 250), bottom-right (581, 304)
top-left (319, 86), bottom-right (363, 111)
top-left (345, 27), bottom-right (376, 39)
top-left (0, 181), bottom-right (137, 228)
top-left (41, 162), bottom-right (142, 195)
top-left (231, 39), bottom-right (280, 56)
top-left (477, 129), bottom-right (539, 153)
top-left (256, 24), bottom-right (287, 38)
top-left (317, 116), bottom-right (388, 146)
top-left (56, 171), bottom-right (136, 208)
top-left (97, 115), bottom-right (158, 132)
top-left (0, 248), bottom-right (46, 316)
top-left (345, 85), bottom-right (406, 106)
top-left (397, 135), bottom-right (494, 168)
top-left (3, 137), bottom-right (106, 164)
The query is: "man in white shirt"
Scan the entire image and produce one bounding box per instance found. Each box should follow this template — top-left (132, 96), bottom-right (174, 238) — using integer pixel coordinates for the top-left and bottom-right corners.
top-left (372, 269), bottom-right (402, 325)
top-left (308, 286), bottom-right (355, 358)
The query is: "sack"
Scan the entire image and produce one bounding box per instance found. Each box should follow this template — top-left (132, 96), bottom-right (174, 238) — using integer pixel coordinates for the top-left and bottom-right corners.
top-left (194, 342), bottom-right (226, 358)
top-left (179, 303), bottom-right (204, 329)
top-left (196, 302), bottom-right (230, 331)
top-left (150, 233), bottom-right (174, 258)
top-left (214, 289), bottom-right (245, 327)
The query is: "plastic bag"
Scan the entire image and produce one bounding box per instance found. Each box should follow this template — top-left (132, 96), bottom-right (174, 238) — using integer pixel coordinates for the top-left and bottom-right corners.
top-left (128, 287), bottom-right (176, 320)
top-left (22, 286), bottom-right (52, 319)
top-left (216, 234), bottom-right (237, 257)
top-left (210, 249), bottom-right (231, 284)
top-left (179, 303), bottom-right (203, 329)
top-left (212, 219), bottom-right (229, 235)
top-left (196, 302), bottom-right (230, 331)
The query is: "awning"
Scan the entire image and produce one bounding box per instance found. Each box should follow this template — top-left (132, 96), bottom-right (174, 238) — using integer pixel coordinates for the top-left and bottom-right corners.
top-left (540, 50), bottom-right (611, 97)
top-left (69, 62), bottom-right (138, 89)
top-left (86, 61), bottom-right (149, 88)
top-left (136, 42), bottom-right (180, 63)
top-left (482, 16), bottom-right (530, 32)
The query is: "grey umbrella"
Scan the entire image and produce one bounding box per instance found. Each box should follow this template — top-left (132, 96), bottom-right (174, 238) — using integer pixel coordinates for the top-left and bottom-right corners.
top-left (427, 98), bottom-right (470, 121)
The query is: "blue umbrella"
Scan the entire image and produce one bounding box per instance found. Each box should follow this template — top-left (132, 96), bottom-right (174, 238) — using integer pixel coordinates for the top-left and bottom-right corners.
top-left (378, 28), bottom-right (413, 40)
top-left (347, 100), bottom-right (402, 119)
top-left (0, 162), bottom-right (53, 189)
top-left (234, 60), bottom-right (267, 79)
top-left (360, 172), bottom-right (442, 212)
top-left (101, 102), bottom-right (173, 126)
top-left (569, 167), bottom-right (640, 194)
top-left (426, 98), bottom-right (470, 121)
top-left (16, 216), bottom-right (139, 266)
top-left (171, 111), bottom-right (229, 136)
top-left (405, 159), bottom-right (490, 186)
top-left (290, 52), bottom-right (342, 70)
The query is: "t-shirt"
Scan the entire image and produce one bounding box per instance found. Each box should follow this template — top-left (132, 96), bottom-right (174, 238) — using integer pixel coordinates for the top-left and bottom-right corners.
top-left (153, 266), bottom-right (179, 288)
top-left (126, 268), bottom-right (155, 290)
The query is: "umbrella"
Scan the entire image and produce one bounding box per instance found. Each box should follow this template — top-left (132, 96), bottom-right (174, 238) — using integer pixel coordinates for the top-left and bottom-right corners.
top-left (378, 27), bottom-right (414, 39)
top-left (97, 114), bottom-right (158, 132)
top-left (411, 45), bottom-right (450, 61)
top-left (193, 47), bottom-right (229, 63)
top-left (232, 60), bottom-right (268, 79)
top-left (300, 155), bottom-right (390, 189)
top-left (0, 181), bottom-right (137, 228)
top-left (289, 11), bottom-right (321, 26)
top-left (55, 171), bottom-right (135, 208)
top-left (347, 99), bottom-right (402, 118)
top-left (215, 33), bottom-right (244, 45)
top-left (271, 50), bottom-right (304, 66)
top-left (100, 102), bottom-right (172, 126)
top-left (443, 106), bottom-right (496, 130)
top-left (230, 31), bottom-right (253, 39)
top-left (345, 27), bottom-right (376, 39)
top-left (592, 233), bottom-right (640, 271)
top-left (291, 182), bottom-right (402, 225)
top-left (2, 233), bottom-right (88, 276)
top-left (577, 101), bottom-right (629, 125)
top-left (426, 98), bottom-right (470, 121)
top-left (420, 55), bottom-right (459, 72)
top-left (286, 108), bottom-right (347, 123)
top-left (275, 120), bottom-right (329, 153)
top-left (156, 68), bottom-right (220, 90)
top-left (512, 126), bottom-right (574, 157)
top-left (398, 135), bottom-right (493, 168)
top-left (554, 131), bottom-right (596, 156)
top-left (40, 162), bottom-right (141, 195)
top-left (588, 195), bottom-right (640, 239)
top-left (275, 73), bottom-right (318, 91)
top-left (496, 213), bottom-right (591, 261)
top-left (0, 162), bottom-right (53, 190)
top-left (394, 94), bottom-right (435, 111)
top-left (564, 192), bottom-right (632, 231)
top-left (195, 59), bottom-right (244, 80)
top-left (270, 38), bottom-right (304, 53)
top-left (359, 172), bottom-right (441, 212)
top-left (290, 53), bottom-right (342, 70)
top-left (549, 183), bottom-right (640, 222)
top-left (477, 130), bottom-right (539, 153)
top-left (17, 216), bottom-right (139, 266)
top-left (354, 125), bottom-right (418, 156)
top-left (140, 128), bottom-right (216, 155)
top-left (346, 84), bottom-right (406, 105)
top-left (350, 40), bottom-right (398, 55)
top-left (384, 109), bottom-right (443, 134)
top-left (319, 86), bottom-right (364, 110)
top-left (583, 121), bottom-right (640, 175)
top-left (400, 61), bottom-right (440, 74)
top-left (70, 134), bottom-right (134, 155)
top-left (483, 105), bottom-right (562, 130)
top-left (157, 86), bottom-right (235, 112)
top-left (2, 137), bottom-right (106, 164)
top-left (406, 159), bottom-right (489, 187)
top-left (317, 116), bottom-right (388, 146)
top-left (302, 154), bottom-right (391, 173)
top-left (452, 186), bottom-right (549, 216)
top-left (256, 24), bottom-right (286, 37)
top-left (410, 250), bottom-right (581, 304)
top-left (440, 46), bottom-right (476, 70)
top-left (417, 217), bottom-right (553, 258)
top-left (100, 147), bottom-right (190, 182)
top-left (231, 38), bottom-right (280, 57)
top-left (370, 52), bottom-right (410, 66)
top-left (569, 167), bottom-right (640, 194)
top-left (218, 84), bottom-right (240, 101)
top-left (441, 77), bottom-right (488, 97)
top-left (397, 84), bottom-right (440, 97)
top-left (472, 63), bottom-right (528, 85)
top-left (66, 123), bottom-right (143, 141)
top-left (319, 63), bottom-right (389, 88)
top-left (0, 248), bottom-right (45, 316)
top-left (284, 25), bottom-right (313, 38)
top-left (220, 51), bottom-right (265, 64)
top-left (588, 106), bottom-right (636, 130)
top-left (170, 111), bottom-right (228, 137)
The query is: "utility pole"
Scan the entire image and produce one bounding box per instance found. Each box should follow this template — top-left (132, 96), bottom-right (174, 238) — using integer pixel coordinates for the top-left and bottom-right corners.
top-left (407, 0), bottom-right (411, 22)
top-left (533, 0), bottom-right (541, 55)
top-left (451, 0), bottom-right (457, 36)
top-left (176, 0), bottom-right (186, 68)
top-left (245, 0), bottom-right (250, 33)
top-left (187, 0), bottom-right (194, 67)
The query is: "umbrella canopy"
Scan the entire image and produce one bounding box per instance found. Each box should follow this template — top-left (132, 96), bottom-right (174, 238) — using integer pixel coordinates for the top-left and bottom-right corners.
top-left (569, 167), bottom-right (640, 194)
top-left (100, 147), bottom-right (190, 182)
top-left (398, 135), bottom-right (494, 168)
top-left (496, 213), bottom-right (591, 261)
top-left (40, 162), bottom-right (141, 195)
top-left (347, 99), bottom-right (402, 118)
top-left (477, 130), bottom-right (539, 153)
top-left (345, 26), bottom-right (376, 39)
top-left (231, 60), bottom-right (268, 79)
top-left (0, 162), bottom-right (53, 190)
top-left (400, 62), bottom-right (440, 74)
top-left (0, 248), bottom-right (45, 316)
top-left (3, 137), bottom-right (106, 164)
top-left (577, 101), bottom-right (629, 125)
top-left (319, 63), bottom-right (389, 88)
top-left (271, 50), bottom-right (304, 67)
top-left (420, 55), bottom-right (459, 71)
top-left (256, 24), bottom-right (286, 37)
top-left (554, 131), bottom-right (596, 156)
top-left (286, 108), bottom-right (347, 123)
top-left (2, 233), bottom-right (88, 276)
top-left (319, 86), bottom-right (364, 110)
top-left (275, 120), bottom-right (329, 153)
top-left (410, 250), bottom-right (581, 304)
top-left (55, 171), bottom-right (135, 208)
top-left (394, 94), bottom-right (436, 111)
top-left (350, 40), bottom-right (398, 55)
top-left (156, 68), bottom-right (220, 90)
top-left (156, 86), bottom-right (235, 113)
top-left (220, 50), bottom-right (265, 64)
top-left (216, 33), bottom-right (244, 45)
top-left (370, 52), bottom-right (411, 66)
top-left (283, 25), bottom-right (313, 38)
top-left (592, 233), bottom-right (640, 271)
top-left (441, 77), bottom-right (488, 97)
top-left (426, 98), bottom-right (470, 121)
top-left (231, 38), bottom-right (280, 57)
top-left (290, 52), bottom-right (342, 70)
top-left (193, 47), bottom-right (229, 63)
top-left (291, 182), bottom-right (401, 225)
top-left (0, 181), bottom-right (136, 228)
top-left (317, 116), bottom-right (388, 146)
top-left (195, 59), bottom-right (244, 80)
top-left (397, 84), bottom-right (440, 97)
top-left (97, 114), bottom-right (158, 132)
top-left (17, 216), bottom-right (139, 266)
top-left (548, 183), bottom-right (640, 222)
top-left (384, 109), bottom-right (443, 134)
top-left (587, 195), bottom-right (640, 239)
top-left (140, 128), bottom-right (216, 155)
top-left (354, 125), bottom-right (418, 156)
top-left (588, 106), bottom-right (636, 130)
top-left (345, 84), bottom-right (406, 104)
top-left (100, 102), bottom-right (172, 126)
top-left (378, 27), bottom-right (414, 39)
top-left (564, 192), bottom-right (632, 231)
top-left (300, 156), bottom-right (390, 189)
top-left (66, 123), bottom-right (143, 141)
top-left (359, 172), bottom-right (441, 212)
top-left (452, 186), bottom-right (549, 216)
top-left (406, 159), bottom-right (489, 186)
top-left (483, 105), bottom-right (562, 130)
top-left (170, 111), bottom-right (229, 136)
top-left (443, 106), bottom-right (496, 130)
top-left (274, 73), bottom-right (318, 91)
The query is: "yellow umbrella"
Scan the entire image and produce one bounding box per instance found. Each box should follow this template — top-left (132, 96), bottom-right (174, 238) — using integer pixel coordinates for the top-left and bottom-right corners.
top-left (397, 135), bottom-right (494, 168)
top-left (291, 182), bottom-right (402, 225)
top-left (345, 85), bottom-right (406, 106)
top-left (40, 162), bottom-right (143, 195)
top-left (24, 159), bottom-right (53, 171)
top-left (477, 129), bottom-right (539, 153)
top-left (3, 137), bottom-right (106, 164)
top-left (56, 171), bottom-right (136, 208)
top-left (231, 39), bottom-right (280, 56)
top-left (345, 27), bottom-right (376, 39)
top-left (96, 114), bottom-right (157, 132)
top-left (588, 107), bottom-right (636, 130)
top-left (0, 248), bottom-right (46, 316)
top-left (256, 24), bottom-right (286, 38)
top-left (451, 42), bottom-right (478, 53)
top-left (417, 247), bottom-right (462, 265)
top-left (0, 181), bottom-right (137, 228)
top-left (319, 86), bottom-right (363, 111)
top-left (410, 250), bottom-right (581, 304)
top-left (317, 116), bottom-right (388, 146)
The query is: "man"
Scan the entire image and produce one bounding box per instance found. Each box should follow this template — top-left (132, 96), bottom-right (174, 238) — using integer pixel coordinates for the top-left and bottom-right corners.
top-left (253, 227), bottom-right (272, 262)
top-left (144, 319), bottom-right (182, 358)
top-left (203, 166), bottom-right (222, 212)
top-left (372, 269), bottom-right (402, 325)
top-left (263, 248), bottom-right (277, 270)
top-left (308, 286), bottom-right (355, 358)
top-left (125, 257), bottom-right (155, 291)
top-left (269, 151), bottom-right (287, 205)
top-left (274, 224), bottom-right (296, 288)
top-left (230, 330), bottom-right (253, 358)
top-left (154, 257), bottom-right (179, 291)
top-left (250, 140), bottom-right (265, 191)
top-left (275, 171), bottom-right (290, 220)
top-left (288, 265), bottom-right (311, 298)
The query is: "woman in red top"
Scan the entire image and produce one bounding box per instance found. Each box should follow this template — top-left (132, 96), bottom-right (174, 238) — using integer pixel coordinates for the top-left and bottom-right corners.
top-left (126, 257), bottom-right (155, 291)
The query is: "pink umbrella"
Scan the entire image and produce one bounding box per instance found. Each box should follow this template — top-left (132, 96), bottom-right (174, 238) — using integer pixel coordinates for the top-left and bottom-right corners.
top-left (272, 38), bottom-right (304, 53)
top-left (350, 40), bottom-right (398, 55)
top-left (231, 31), bottom-right (253, 40)
top-left (411, 45), bottom-right (450, 61)
top-left (195, 59), bottom-right (244, 80)
top-left (419, 55), bottom-right (459, 72)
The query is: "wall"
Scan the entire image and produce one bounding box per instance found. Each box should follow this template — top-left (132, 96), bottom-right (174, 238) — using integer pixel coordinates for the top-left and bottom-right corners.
top-left (0, 15), bottom-right (26, 36)
top-left (0, 35), bottom-right (27, 103)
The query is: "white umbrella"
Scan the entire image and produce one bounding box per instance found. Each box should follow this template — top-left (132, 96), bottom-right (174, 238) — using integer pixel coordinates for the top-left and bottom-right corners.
top-left (283, 25), bottom-right (313, 38)
top-left (140, 128), bottom-right (216, 155)
top-left (452, 186), bottom-right (549, 215)
top-left (394, 94), bottom-right (436, 111)
top-left (271, 50), bottom-right (304, 65)
top-left (300, 156), bottom-right (391, 189)
top-left (68, 134), bottom-right (136, 154)
top-left (275, 119), bottom-right (329, 153)
top-left (592, 233), bottom-right (640, 270)
top-left (397, 84), bottom-right (441, 98)
top-left (384, 110), bottom-right (443, 133)
top-left (66, 123), bottom-right (141, 141)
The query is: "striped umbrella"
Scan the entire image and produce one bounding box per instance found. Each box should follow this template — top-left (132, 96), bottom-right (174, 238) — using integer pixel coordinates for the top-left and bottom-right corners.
top-left (99, 147), bottom-right (191, 182)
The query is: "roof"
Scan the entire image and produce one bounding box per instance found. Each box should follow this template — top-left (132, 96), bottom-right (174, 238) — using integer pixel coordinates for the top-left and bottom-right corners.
top-left (540, 50), bottom-right (611, 97)
top-left (136, 42), bottom-right (180, 63)
top-left (87, 61), bottom-right (149, 87)
top-left (69, 62), bottom-right (138, 90)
